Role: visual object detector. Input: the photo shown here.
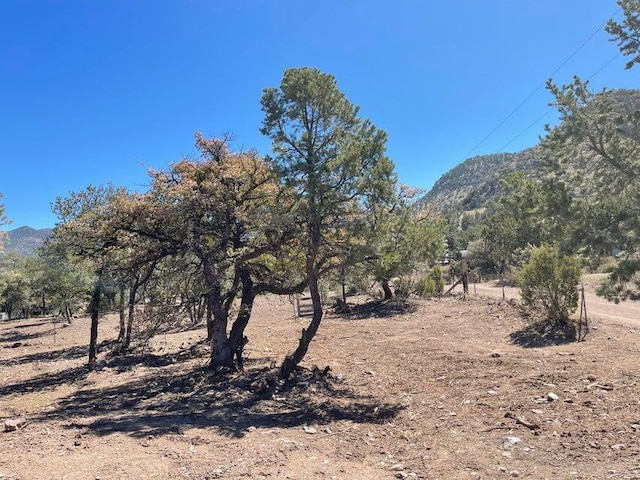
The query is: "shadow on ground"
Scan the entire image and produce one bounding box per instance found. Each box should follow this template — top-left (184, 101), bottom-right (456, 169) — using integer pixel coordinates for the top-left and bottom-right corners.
top-left (0, 339), bottom-right (115, 368)
top-left (510, 320), bottom-right (578, 348)
top-left (33, 364), bottom-right (404, 439)
top-left (332, 298), bottom-right (418, 320)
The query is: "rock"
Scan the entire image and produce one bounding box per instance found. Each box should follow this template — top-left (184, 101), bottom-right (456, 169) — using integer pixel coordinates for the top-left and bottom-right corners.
top-left (502, 436), bottom-right (521, 449)
top-left (395, 473), bottom-right (408, 479)
top-left (510, 470), bottom-right (521, 477)
top-left (547, 392), bottom-right (559, 402)
top-left (531, 409), bottom-right (544, 415)
top-left (487, 390), bottom-right (498, 396)
top-left (302, 426), bottom-right (317, 434)
top-left (4, 418), bottom-right (27, 432)
top-left (611, 444), bottom-right (625, 451)
top-left (390, 463), bottom-right (405, 471)
top-left (491, 352), bottom-right (501, 358)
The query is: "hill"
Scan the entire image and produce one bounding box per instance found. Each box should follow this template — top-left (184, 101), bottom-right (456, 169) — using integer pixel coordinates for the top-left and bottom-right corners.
top-left (418, 88), bottom-right (640, 215)
top-left (2, 226), bottom-right (52, 256)
top-left (417, 146), bottom-right (543, 214)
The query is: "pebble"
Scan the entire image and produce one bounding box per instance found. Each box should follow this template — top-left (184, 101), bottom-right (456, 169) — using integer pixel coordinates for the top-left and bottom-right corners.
top-left (503, 436), bottom-right (521, 449)
top-left (547, 392), bottom-right (559, 401)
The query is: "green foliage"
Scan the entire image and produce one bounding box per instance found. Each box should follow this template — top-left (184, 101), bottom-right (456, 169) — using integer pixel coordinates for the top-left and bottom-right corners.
top-left (545, 80), bottom-right (640, 300)
top-left (415, 276), bottom-right (436, 298)
top-left (597, 259), bottom-right (640, 302)
top-left (393, 276), bottom-right (415, 298)
top-left (261, 67), bottom-right (398, 376)
top-left (367, 186), bottom-right (445, 296)
top-left (430, 265), bottom-right (445, 294)
top-left (518, 246), bottom-right (582, 324)
top-left (606, 0), bottom-right (640, 70)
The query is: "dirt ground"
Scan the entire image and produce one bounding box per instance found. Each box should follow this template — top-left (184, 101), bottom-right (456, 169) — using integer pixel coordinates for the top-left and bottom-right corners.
top-left (1, 293), bottom-right (639, 480)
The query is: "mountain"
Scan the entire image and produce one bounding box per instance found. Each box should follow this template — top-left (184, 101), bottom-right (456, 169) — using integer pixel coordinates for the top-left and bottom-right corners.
top-left (2, 226), bottom-right (52, 256)
top-left (418, 88), bottom-right (640, 216)
top-left (417, 146), bottom-right (544, 214)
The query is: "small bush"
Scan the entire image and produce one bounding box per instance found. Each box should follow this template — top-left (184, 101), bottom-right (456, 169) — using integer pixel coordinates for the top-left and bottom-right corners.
top-left (517, 245), bottom-right (581, 324)
top-left (393, 276), bottom-right (415, 298)
top-left (430, 265), bottom-right (445, 294)
top-left (415, 276), bottom-right (436, 298)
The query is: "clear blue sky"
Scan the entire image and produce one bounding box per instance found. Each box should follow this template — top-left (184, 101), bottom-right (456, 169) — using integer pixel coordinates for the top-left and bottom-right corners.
top-left (0, 0), bottom-right (636, 229)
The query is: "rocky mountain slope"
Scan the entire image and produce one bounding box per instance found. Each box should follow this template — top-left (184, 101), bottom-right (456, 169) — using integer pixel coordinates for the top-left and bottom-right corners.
top-left (2, 226), bottom-right (52, 256)
top-left (417, 146), bottom-right (544, 214)
top-left (418, 88), bottom-right (640, 216)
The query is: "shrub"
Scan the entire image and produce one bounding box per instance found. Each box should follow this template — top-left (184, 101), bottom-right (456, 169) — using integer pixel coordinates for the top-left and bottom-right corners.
top-left (430, 265), bottom-right (445, 294)
top-left (415, 276), bottom-right (436, 298)
top-left (517, 245), bottom-right (582, 324)
top-left (393, 276), bottom-right (415, 298)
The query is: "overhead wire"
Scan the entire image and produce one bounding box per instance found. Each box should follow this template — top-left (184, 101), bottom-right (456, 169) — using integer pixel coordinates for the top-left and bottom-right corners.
top-left (461, 7), bottom-right (622, 160)
top-left (497, 52), bottom-right (622, 153)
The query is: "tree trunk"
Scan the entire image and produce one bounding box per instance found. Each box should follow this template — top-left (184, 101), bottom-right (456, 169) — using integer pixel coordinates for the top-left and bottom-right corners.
top-left (280, 260), bottom-right (323, 379)
top-left (123, 284), bottom-right (138, 351)
top-left (381, 279), bottom-right (393, 300)
top-left (42, 294), bottom-right (46, 317)
top-left (206, 300), bottom-right (213, 341)
top-left (117, 282), bottom-right (126, 342)
top-left (64, 302), bottom-right (72, 324)
top-left (88, 270), bottom-right (102, 370)
top-left (228, 270), bottom-right (256, 370)
top-left (207, 288), bottom-right (233, 370)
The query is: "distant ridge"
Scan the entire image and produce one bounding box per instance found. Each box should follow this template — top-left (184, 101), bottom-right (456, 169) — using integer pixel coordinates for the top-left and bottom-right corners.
top-left (2, 226), bottom-right (52, 256)
top-left (418, 89), bottom-right (640, 216)
top-left (417, 146), bottom-right (543, 214)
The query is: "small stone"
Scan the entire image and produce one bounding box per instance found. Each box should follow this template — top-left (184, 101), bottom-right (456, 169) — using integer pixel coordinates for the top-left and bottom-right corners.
top-left (510, 471), bottom-right (521, 477)
top-left (502, 436), bottom-right (521, 449)
top-left (487, 390), bottom-right (498, 396)
top-left (365, 370), bottom-right (376, 376)
top-left (547, 392), bottom-right (559, 402)
top-left (491, 353), bottom-right (501, 358)
top-left (4, 418), bottom-right (27, 432)
top-left (611, 444), bottom-right (625, 451)
top-left (531, 409), bottom-right (544, 415)
top-left (395, 473), bottom-right (408, 479)
top-left (390, 463), bottom-right (405, 471)
top-left (303, 426), bottom-right (317, 434)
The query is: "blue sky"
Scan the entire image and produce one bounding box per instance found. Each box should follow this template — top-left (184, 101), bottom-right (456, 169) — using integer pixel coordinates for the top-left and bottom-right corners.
top-left (0, 0), bottom-right (636, 229)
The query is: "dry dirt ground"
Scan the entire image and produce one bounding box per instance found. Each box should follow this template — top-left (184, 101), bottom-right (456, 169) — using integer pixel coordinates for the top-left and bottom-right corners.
top-left (1, 293), bottom-right (639, 480)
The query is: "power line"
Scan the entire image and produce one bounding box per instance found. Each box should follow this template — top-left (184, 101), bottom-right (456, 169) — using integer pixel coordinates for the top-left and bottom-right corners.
top-left (461, 7), bottom-right (621, 160)
top-left (496, 52), bottom-right (622, 153)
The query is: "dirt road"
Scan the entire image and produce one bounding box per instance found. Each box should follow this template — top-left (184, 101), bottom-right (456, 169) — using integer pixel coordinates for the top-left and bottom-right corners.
top-left (453, 276), bottom-right (640, 328)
